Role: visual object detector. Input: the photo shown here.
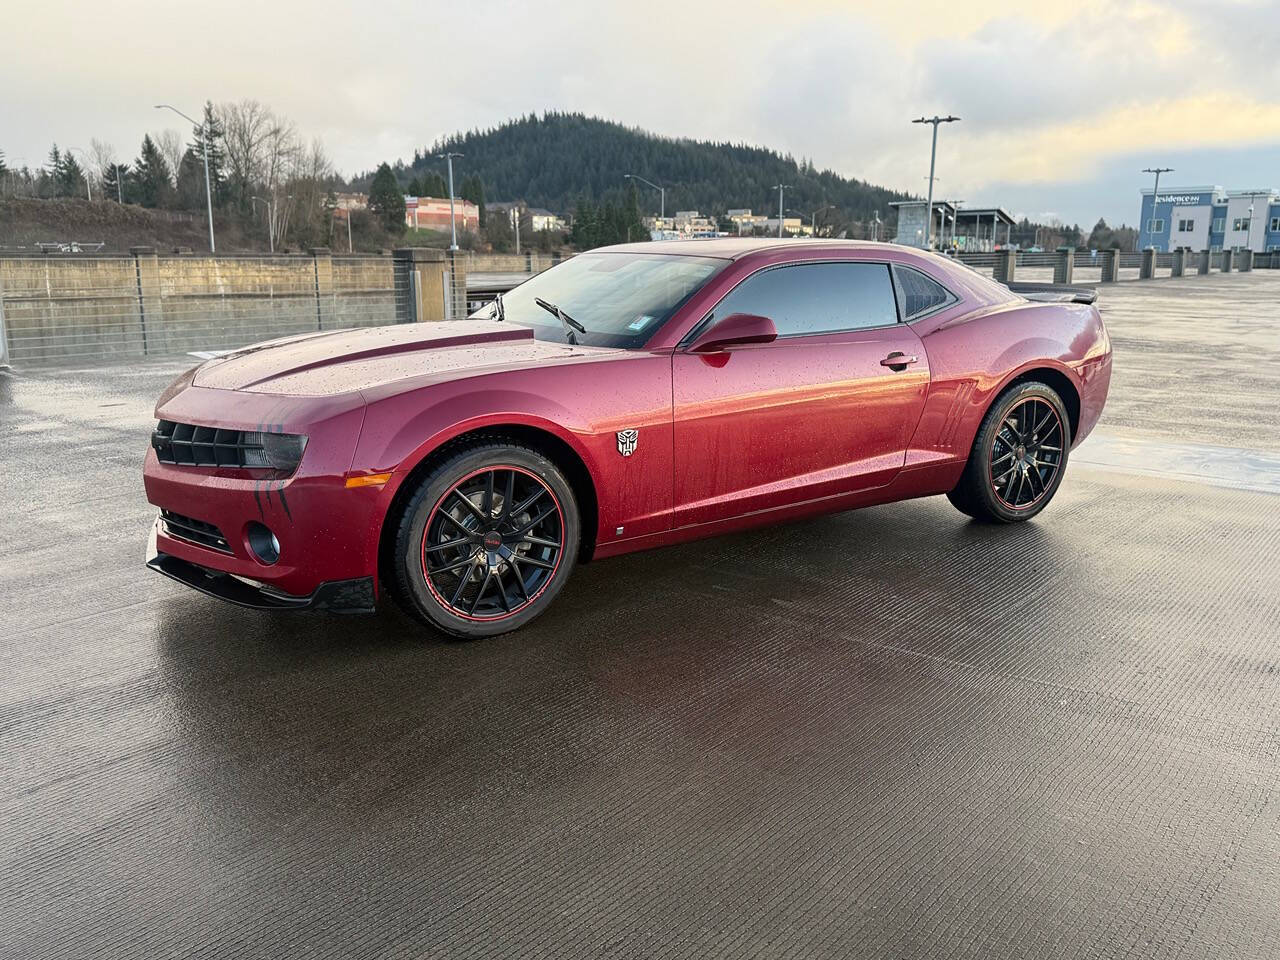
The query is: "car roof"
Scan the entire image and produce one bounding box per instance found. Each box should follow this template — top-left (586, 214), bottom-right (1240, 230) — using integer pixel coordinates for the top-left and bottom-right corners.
top-left (592, 237), bottom-right (913, 261)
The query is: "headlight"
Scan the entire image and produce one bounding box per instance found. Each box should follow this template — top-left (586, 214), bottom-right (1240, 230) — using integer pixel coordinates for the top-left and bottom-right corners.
top-left (241, 431), bottom-right (308, 472)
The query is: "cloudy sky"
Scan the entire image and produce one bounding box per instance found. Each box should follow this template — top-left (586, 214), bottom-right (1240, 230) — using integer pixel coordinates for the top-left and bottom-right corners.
top-left (4, 0), bottom-right (1279, 226)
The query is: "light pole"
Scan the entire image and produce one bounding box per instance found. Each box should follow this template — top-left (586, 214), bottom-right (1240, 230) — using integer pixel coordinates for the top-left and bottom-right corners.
top-left (67, 147), bottom-right (92, 201)
top-left (912, 115), bottom-right (960, 249)
top-left (1141, 167), bottom-right (1173, 250)
top-left (809, 204), bottom-right (834, 236)
top-left (623, 174), bottom-right (665, 221)
top-left (156, 103), bottom-right (216, 253)
top-left (772, 184), bottom-right (790, 237)
top-left (872, 209), bottom-right (881, 242)
top-left (435, 152), bottom-right (464, 251)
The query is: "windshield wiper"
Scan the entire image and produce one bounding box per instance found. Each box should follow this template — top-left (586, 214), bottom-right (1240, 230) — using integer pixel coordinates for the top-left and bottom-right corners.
top-left (534, 297), bottom-right (587, 345)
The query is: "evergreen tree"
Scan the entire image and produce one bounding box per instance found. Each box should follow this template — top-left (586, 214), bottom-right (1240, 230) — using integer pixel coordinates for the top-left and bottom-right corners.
top-left (59, 152), bottom-right (87, 198)
top-left (102, 161), bottom-right (130, 202)
top-left (622, 181), bottom-right (647, 243)
top-left (189, 101), bottom-right (227, 206)
top-left (569, 198), bottom-right (598, 249)
top-left (133, 134), bottom-right (172, 208)
top-left (46, 144), bottom-right (66, 196)
top-left (459, 175), bottom-right (487, 227)
top-left (368, 162), bottom-right (405, 233)
top-left (0, 149), bottom-right (9, 178)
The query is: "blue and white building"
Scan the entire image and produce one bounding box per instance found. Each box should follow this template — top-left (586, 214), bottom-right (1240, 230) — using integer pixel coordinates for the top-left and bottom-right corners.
top-left (1138, 185), bottom-right (1280, 253)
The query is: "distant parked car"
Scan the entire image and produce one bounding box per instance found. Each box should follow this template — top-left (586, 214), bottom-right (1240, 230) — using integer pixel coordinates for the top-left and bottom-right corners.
top-left (144, 239), bottom-right (1112, 638)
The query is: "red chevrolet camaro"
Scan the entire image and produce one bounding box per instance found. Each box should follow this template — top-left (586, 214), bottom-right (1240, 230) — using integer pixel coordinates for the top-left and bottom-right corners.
top-left (144, 238), bottom-right (1112, 638)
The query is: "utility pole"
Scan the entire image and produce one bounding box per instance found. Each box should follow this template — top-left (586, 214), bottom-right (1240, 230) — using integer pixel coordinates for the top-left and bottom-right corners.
top-left (156, 103), bottom-right (216, 253)
top-left (912, 115), bottom-right (960, 249)
top-left (436, 152), bottom-right (464, 251)
top-left (1141, 167), bottom-right (1173, 250)
top-left (873, 209), bottom-right (881, 242)
top-left (512, 206), bottom-right (521, 255)
top-left (346, 208), bottom-right (353, 253)
top-left (623, 174), bottom-right (665, 221)
top-left (773, 184), bottom-right (790, 237)
top-left (114, 163), bottom-right (123, 203)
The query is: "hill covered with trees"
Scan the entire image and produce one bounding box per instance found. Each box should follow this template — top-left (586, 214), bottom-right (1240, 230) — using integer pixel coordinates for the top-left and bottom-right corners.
top-left (388, 113), bottom-right (910, 234)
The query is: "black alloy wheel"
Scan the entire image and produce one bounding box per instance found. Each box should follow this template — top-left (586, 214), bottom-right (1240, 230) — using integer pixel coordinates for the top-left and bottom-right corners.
top-left (948, 381), bottom-right (1072, 523)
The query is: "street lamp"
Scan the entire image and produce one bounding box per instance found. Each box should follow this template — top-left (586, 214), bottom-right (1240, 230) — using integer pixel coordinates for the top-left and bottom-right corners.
top-left (772, 184), bottom-right (790, 237)
top-left (623, 174), bottom-right (665, 221)
top-left (911, 115), bottom-right (960, 249)
top-left (66, 147), bottom-right (92, 202)
top-left (1141, 167), bottom-right (1173, 250)
top-left (156, 103), bottom-right (216, 253)
top-left (435, 152), bottom-right (464, 251)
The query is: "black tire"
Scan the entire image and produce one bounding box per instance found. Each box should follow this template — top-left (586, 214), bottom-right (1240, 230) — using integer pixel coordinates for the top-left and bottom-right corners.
top-left (388, 441), bottom-right (580, 639)
top-left (947, 381), bottom-right (1072, 523)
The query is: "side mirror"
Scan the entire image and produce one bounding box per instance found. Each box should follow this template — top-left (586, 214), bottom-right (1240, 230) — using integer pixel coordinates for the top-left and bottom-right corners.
top-left (688, 313), bottom-right (778, 353)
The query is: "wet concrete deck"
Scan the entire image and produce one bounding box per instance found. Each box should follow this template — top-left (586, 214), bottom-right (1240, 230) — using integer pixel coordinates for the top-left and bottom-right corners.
top-left (2, 272), bottom-right (1278, 958)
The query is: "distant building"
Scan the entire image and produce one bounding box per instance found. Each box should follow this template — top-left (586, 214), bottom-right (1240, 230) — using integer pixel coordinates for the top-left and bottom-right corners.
top-left (1138, 185), bottom-right (1280, 252)
top-left (726, 209), bottom-right (770, 234)
top-left (405, 196), bottom-right (480, 233)
top-left (486, 202), bottom-right (566, 234)
top-left (644, 210), bottom-right (720, 240)
top-left (333, 192), bottom-right (368, 211)
top-left (527, 208), bottom-right (565, 232)
top-left (890, 201), bottom-right (1014, 251)
top-left (761, 216), bottom-right (811, 237)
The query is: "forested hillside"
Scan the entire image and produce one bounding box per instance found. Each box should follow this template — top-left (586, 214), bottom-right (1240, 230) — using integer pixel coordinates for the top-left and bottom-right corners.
top-left (392, 113), bottom-right (909, 227)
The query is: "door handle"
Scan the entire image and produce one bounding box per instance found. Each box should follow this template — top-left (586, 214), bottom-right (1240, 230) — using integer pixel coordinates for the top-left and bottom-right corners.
top-left (880, 352), bottom-right (919, 371)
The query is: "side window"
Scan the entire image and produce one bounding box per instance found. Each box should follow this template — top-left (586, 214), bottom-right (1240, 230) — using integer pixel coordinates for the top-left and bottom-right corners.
top-left (892, 264), bottom-right (955, 320)
top-left (708, 262), bottom-right (897, 337)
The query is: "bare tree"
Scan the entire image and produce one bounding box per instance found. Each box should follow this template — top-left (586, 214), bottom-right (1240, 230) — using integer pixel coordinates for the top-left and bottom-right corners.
top-left (218, 99), bottom-right (274, 209)
top-left (154, 129), bottom-right (184, 187)
top-left (88, 138), bottom-right (117, 196)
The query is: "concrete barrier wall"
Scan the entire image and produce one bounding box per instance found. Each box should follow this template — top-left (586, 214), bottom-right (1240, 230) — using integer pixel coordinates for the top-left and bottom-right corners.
top-left (0, 253), bottom-right (400, 365)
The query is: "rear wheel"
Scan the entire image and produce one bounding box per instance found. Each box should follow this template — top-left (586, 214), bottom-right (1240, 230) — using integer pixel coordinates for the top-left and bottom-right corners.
top-left (948, 381), bottom-right (1071, 523)
top-left (389, 443), bottom-right (580, 638)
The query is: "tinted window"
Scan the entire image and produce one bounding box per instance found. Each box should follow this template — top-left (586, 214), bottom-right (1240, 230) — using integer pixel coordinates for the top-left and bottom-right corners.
top-left (893, 265), bottom-right (954, 319)
top-left (472, 252), bottom-right (724, 349)
top-left (708, 262), bottom-right (898, 337)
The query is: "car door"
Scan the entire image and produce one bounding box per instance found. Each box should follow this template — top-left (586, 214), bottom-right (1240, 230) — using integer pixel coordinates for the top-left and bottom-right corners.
top-left (672, 260), bottom-right (930, 528)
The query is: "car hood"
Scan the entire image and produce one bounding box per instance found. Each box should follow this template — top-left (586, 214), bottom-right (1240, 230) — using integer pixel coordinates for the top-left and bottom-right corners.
top-left (191, 320), bottom-right (601, 396)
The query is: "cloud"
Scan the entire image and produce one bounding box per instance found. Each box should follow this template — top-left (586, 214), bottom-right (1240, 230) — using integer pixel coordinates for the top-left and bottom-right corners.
top-left (2, 0), bottom-right (1278, 225)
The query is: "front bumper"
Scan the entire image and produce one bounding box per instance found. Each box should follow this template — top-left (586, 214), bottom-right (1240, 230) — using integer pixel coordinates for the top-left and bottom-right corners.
top-left (146, 522), bottom-right (375, 613)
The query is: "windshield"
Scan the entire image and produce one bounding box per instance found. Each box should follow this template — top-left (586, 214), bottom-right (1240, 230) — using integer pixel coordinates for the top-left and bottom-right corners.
top-left (472, 252), bottom-right (726, 349)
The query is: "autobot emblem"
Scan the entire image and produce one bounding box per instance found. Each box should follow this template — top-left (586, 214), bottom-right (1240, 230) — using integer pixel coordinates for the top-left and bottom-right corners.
top-left (616, 429), bottom-right (639, 457)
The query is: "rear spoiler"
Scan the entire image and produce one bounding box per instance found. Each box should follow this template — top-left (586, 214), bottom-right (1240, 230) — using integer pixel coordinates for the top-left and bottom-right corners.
top-left (1005, 282), bottom-right (1098, 305)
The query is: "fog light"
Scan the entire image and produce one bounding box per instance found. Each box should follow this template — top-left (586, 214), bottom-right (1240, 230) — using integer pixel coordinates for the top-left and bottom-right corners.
top-left (247, 522), bottom-right (280, 565)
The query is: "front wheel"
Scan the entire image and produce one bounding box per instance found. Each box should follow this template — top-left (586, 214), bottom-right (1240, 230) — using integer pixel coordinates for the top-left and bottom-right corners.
top-left (388, 442), bottom-right (580, 639)
top-left (947, 381), bottom-right (1072, 523)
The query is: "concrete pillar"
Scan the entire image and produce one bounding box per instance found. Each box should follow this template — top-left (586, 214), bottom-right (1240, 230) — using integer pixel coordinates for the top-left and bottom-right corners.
top-left (446, 249), bottom-right (469, 320)
top-left (393, 247), bottom-right (447, 323)
top-left (1140, 247), bottom-right (1156, 280)
top-left (1198, 249), bottom-right (1211, 275)
top-left (131, 246), bottom-right (162, 356)
top-left (1099, 248), bottom-right (1119, 282)
top-left (1171, 248), bottom-right (1186, 278)
top-left (993, 248), bottom-right (1016, 284)
top-left (1239, 249), bottom-right (1253, 272)
top-left (310, 248), bottom-right (334, 330)
top-left (1053, 246), bottom-right (1074, 285)
top-left (1220, 248), bottom-right (1233, 273)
